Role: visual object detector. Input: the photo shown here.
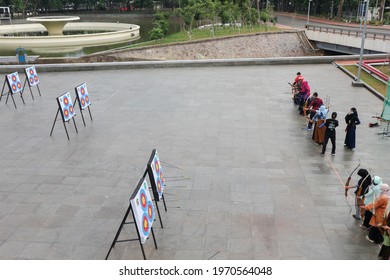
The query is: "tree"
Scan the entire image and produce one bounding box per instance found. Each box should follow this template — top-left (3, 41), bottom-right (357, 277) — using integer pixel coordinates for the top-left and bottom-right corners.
top-left (149, 11), bottom-right (170, 40)
top-left (204, 0), bottom-right (222, 37)
top-left (337, 0), bottom-right (344, 18)
top-left (176, 0), bottom-right (205, 39)
top-left (379, 0), bottom-right (385, 22)
top-left (219, 0), bottom-right (236, 29)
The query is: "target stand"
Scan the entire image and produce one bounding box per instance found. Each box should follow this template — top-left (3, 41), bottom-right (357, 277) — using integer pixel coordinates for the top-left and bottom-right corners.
top-left (74, 83), bottom-right (93, 126)
top-left (50, 92), bottom-right (78, 140)
top-left (147, 149), bottom-right (168, 229)
top-left (1, 72), bottom-right (25, 109)
top-left (22, 66), bottom-right (42, 100)
top-left (372, 116), bottom-right (390, 138)
top-left (105, 175), bottom-right (158, 260)
top-left (378, 119), bottom-right (390, 138)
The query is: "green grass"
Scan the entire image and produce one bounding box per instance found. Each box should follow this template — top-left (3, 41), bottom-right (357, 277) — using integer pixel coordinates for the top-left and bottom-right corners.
top-left (373, 65), bottom-right (390, 77)
top-left (130, 25), bottom-right (280, 48)
top-left (343, 65), bottom-right (387, 96)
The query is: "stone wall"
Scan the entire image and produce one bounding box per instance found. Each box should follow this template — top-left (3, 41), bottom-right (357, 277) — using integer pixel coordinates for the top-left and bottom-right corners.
top-left (76, 30), bottom-right (321, 63)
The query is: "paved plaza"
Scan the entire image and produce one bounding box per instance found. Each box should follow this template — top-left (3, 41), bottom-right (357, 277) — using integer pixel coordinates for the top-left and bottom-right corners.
top-left (0, 63), bottom-right (388, 260)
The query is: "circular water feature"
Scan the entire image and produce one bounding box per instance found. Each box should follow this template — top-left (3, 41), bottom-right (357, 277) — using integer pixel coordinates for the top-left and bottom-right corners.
top-left (0, 16), bottom-right (140, 56)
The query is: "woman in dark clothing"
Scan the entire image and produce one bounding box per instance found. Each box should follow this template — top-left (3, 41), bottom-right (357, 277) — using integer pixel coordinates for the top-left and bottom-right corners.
top-left (344, 107), bottom-right (360, 150)
top-left (344, 168), bottom-right (371, 220)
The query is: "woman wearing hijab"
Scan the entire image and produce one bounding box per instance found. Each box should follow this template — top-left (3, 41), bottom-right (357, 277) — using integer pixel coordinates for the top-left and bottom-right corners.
top-left (312, 105), bottom-right (328, 145)
top-left (344, 107), bottom-right (360, 150)
top-left (361, 176), bottom-right (383, 228)
top-left (344, 169), bottom-right (371, 220)
top-left (361, 183), bottom-right (390, 244)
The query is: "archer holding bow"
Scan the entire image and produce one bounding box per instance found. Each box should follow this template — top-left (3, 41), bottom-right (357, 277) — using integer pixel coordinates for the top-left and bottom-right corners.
top-left (344, 168), bottom-right (371, 220)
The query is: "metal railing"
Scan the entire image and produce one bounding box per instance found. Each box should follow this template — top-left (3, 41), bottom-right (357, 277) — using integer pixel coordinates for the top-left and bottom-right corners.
top-left (305, 24), bottom-right (390, 41)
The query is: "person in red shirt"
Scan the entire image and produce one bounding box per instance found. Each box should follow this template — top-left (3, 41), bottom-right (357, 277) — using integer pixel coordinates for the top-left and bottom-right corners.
top-left (305, 92), bottom-right (323, 130)
top-left (291, 72), bottom-right (303, 97)
top-left (297, 79), bottom-right (311, 114)
top-left (294, 72), bottom-right (303, 84)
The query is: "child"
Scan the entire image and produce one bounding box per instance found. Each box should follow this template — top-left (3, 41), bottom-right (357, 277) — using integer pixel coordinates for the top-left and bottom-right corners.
top-left (320, 112), bottom-right (339, 155)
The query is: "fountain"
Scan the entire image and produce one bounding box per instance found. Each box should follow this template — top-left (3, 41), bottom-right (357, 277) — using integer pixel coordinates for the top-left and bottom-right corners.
top-left (26, 16), bottom-right (81, 36)
top-left (0, 16), bottom-right (140, 55)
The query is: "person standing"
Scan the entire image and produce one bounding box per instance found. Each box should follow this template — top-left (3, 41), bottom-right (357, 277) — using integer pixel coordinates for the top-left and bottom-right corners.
top-left (296, 78), bottom-right (310, 109)
top-left (361, 184), bottom-right (390, 244)
top-left (312, 105), bottom-right (329, 146)
top-left (305, 92), bottom-right (323, 130)
top-left (344, 107), bottom-right (360, 150)
top-left (321, 112), bottom-right (339, 155)
top-left (344, 169), bottom-right (371, 220)
top-left (361, 176), bottom-right (383, 228)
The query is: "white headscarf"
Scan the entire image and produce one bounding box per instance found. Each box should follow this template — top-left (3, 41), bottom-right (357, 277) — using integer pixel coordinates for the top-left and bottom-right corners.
top-left (380, 184), bottom-right (390, 197)
top-left (316, 105), bottom-right (328, 120)
top-left (373, 176), bottom-right (383, 186)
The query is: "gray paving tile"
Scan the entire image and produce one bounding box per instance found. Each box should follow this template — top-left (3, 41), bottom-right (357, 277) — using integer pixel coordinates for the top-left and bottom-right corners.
top-left (0, 241), bottom-right (28, 259)
top-left (18, 242), bottom-right (53, 259)
top-left (0, 63), bottom-right (388, 260)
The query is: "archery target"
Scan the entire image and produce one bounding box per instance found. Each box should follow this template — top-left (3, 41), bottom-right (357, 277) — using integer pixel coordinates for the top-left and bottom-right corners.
top-left (6, 72), bottom-right (23, 94)
top-left (57, 92), bottom-right (76, 122)
top-left (130, 177), bottom-right (155, 244)
top-left (75, 83), bottom-right (91, 110)
top-left (150, 150), bottom-right (165, 200)
top-left (25, 66), bottom-right (39, 87)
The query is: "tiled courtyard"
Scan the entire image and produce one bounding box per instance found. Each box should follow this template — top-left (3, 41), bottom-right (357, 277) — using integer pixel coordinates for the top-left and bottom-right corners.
top-left (0, 63), bottom-right (388, 259)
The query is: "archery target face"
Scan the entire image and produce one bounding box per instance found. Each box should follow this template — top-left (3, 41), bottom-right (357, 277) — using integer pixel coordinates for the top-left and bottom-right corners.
top-left (150, 150), bottom-right (165, 200)
top-left (6, 72), bottom-right (23, 94)
top-left (130, 177), bottom-right (155, 244)
top-left (25, 66), bottom-right (39, 87)
top-left (76, 83), bottom-right (91, 110)
top-left (58, 92), bottom-right (76, 122)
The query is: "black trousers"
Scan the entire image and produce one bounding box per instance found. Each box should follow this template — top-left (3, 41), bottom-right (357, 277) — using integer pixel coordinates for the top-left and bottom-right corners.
top-left (322, 131), bottom-right (336, 154)
top-left (369, 226), bottom-right (384, 244)
top-left (363, 210), bottom-right (373, 228)
top-left (307, 111), bottom-right (316, 128)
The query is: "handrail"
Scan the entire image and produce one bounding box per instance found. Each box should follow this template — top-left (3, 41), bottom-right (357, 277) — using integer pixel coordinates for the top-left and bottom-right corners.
top-left (305, 24), bottom-right (390, 41)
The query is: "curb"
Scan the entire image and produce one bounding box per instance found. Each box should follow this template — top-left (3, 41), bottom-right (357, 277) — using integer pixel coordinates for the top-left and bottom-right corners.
top-left (0, 54), bottom-right (389, 74)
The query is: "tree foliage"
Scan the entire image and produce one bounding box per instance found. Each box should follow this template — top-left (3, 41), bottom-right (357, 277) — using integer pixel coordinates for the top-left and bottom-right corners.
top-left (149, 11), bottom-right (170, 40)
top-left (2, 0), bottom-right (388, 23)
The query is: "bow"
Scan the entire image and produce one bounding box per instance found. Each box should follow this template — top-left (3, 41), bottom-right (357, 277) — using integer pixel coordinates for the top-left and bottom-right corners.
top-left (344, 160), bottom-right (361, 214)
top-left (344, 160), bottom-right (361, 196)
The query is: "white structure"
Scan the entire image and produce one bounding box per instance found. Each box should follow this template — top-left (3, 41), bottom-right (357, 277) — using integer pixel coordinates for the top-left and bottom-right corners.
top-left (0, 7), bottom-right (12, 24)
top-left (0, 18), bottom-right (140, 53)
top-left (26, 16), bottom-right (80, 36)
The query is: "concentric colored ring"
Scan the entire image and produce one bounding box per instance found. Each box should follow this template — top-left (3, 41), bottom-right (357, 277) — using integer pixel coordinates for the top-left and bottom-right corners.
top-left (140, 189), bottom-right (147, 211)
top-left (147, 202), bottom-right (154, 222)
top-left (142, 214), bottom-right (149, 235)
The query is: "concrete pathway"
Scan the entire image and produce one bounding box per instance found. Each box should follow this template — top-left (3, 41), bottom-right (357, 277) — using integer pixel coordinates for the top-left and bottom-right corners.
top-left (0, 63), bottom-right (388, 260)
